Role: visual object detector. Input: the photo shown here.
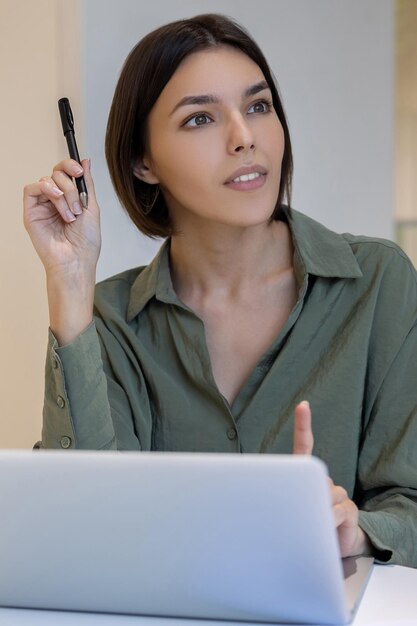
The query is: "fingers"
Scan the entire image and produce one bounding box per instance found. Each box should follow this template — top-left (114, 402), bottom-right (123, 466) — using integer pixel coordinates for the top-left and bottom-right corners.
top-left (52, 158), bottom-right (84, 178)
top-left (330, 483), bottom-right (356, 525)
top-left (80, 158), bottom-right (96, 198)
top-left (23, 179), bottom-right (77, 228)
top-left (327, 479), bottom-right (362, 557)
top-left (333, 497), bottom-right (358, 528)
top-left (328, 478), bottom-right (354, 525)
top-left (292, 400), bottom-right (314, 455)
top-left (24, 159), bottom-right (94, 226)
top-left (52, 158), bottom-right (87, 210)
top-left (330, 482), bottom-right (348, 505)
top-left (330, 482), bottom-right (353, 527)
top-left (56, 158), bottom-right (99, 214)
top-left (23, 180), bottom-right (63, 207)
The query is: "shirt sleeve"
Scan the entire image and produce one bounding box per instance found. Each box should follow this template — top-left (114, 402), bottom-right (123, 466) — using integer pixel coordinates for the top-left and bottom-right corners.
top-left (358, 321), bottom-right (417, 566)
top-left (42, 322), bottom-right (142, 450)
top-left (357, 251), bottom-right (417, 567)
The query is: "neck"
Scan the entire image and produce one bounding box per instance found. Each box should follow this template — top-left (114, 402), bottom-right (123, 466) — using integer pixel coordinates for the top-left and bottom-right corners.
top-left (169, 219), bottom-right (293, 302)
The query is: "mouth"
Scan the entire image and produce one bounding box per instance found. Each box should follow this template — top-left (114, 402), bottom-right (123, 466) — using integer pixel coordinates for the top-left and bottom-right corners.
top-left (224, 165), bottom-right (267, 192)
top-left (231, 172), bottom-right (262, 183)
top-left (225, 170), bottom-right (267, 191)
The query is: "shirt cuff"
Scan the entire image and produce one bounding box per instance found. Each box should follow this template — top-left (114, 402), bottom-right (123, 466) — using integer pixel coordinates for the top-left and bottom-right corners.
top-left (42, 323), bottom-right (115, 450)
top-left (358, 510), bottom-right (395, 564)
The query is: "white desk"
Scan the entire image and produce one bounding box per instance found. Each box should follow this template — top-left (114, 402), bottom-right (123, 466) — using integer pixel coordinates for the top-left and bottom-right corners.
top-left (0, 565), bottom-right (416, 625)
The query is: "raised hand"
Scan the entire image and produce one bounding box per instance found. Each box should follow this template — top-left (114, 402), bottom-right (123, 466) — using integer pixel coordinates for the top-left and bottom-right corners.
top-left (23, 159), bottom-right (101, 345)
top-left (292, 401), bottom-right (372, 558)
top-left (23, 158), bottom-right (100, 277)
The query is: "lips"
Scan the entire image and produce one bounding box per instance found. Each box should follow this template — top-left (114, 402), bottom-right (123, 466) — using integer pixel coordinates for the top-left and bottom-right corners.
top-left (224, 164), bottom-right (267, 184)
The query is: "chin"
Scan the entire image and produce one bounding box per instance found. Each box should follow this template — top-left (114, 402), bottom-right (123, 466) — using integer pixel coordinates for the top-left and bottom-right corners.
top-left (217, 211), bottom-right (274, 230)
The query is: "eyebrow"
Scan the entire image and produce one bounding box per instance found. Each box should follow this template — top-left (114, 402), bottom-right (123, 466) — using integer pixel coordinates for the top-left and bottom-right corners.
top-left (169, 80), bottom-right (271, 116)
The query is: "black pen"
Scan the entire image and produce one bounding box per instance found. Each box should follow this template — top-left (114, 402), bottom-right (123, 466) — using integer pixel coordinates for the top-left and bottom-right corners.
top-left (58, 97), bottom-right (88, 209)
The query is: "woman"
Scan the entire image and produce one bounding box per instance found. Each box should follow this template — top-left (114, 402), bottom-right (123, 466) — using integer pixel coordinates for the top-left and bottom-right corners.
top-left (23, 14), bottom-right (417, 566)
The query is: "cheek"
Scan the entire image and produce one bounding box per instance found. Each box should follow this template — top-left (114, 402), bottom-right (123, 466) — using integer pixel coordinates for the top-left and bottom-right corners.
top-left (278, 126), bottom-right (285, 158)
top-left (265, 120), bottom-right (285, 161)
top-left (151, 134), bottom-right (219, 192)
top-left (148, 146), bottom-right (182, 191)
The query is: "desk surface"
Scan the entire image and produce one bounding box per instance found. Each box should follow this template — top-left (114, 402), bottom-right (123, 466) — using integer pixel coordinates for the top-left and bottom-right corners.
top-left (0, 564), bottom-right (416, 626)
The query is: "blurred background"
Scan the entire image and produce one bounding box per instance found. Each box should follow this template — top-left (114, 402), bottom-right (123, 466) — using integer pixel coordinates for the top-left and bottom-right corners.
top-left (1, 0), bottom-right (415, 448)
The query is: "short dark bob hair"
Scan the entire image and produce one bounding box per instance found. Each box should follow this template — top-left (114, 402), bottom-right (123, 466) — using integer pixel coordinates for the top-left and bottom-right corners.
top-left (105, 13), bottom-right (293, 239)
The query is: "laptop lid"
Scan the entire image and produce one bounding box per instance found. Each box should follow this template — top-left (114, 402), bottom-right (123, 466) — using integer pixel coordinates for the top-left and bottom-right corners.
top-left (0, 451), bottom-right (372, 624)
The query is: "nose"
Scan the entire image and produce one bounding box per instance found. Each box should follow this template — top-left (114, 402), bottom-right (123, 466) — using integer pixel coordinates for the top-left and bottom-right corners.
top-left (226, 114), bottom-right (255, 154)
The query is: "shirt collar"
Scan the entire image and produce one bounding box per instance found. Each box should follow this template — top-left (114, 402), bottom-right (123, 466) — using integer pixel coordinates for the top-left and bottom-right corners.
top-left (127, 207), bottom-right (363, 321)
top-left (127, 239), bottom-right (181, 322)
top-left (283, 206), bottom-right (363, 281)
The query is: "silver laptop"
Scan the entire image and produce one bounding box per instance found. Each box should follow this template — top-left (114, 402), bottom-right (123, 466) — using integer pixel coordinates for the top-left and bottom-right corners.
top-left (0, 450), bottom-right (373, 624)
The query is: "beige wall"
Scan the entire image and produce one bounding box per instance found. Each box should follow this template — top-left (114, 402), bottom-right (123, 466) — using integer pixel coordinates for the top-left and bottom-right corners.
top-left (0, 0), bottom-right (80, 448)
top-left (395, 0), bottom-right (417, 266)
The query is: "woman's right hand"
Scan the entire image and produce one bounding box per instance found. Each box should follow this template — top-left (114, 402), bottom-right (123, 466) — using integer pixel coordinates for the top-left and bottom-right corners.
top-left (23, 158), bottom-right (101, 279)
top-left (292, 402), bottom-right (372, 558)
top-left (23, 158), bottom-right (101, 345)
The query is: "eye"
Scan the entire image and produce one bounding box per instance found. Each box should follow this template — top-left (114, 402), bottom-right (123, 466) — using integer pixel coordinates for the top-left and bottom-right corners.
top-left (183, 113), bottom-right (213, 128)
top-left (248, 100), bottom-right (273, 114)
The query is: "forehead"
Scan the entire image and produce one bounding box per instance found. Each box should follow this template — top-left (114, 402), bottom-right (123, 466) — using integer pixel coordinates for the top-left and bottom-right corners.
top-left (155, 46), bottom-right (266, 109)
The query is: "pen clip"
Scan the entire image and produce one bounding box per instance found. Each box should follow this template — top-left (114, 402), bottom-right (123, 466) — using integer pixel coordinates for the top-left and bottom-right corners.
top-left (58, 97), bottom-right (74, 135)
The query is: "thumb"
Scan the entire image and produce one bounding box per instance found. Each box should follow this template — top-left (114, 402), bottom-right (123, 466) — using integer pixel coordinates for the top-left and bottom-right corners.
top-left (80, 158), bottom-right (98, 210)
top-left (293, 400), bottom-right (314, 455)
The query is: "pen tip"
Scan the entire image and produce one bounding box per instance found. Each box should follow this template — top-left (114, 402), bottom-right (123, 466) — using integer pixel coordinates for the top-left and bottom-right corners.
top-left (80, 192), bottom-right (88, 209)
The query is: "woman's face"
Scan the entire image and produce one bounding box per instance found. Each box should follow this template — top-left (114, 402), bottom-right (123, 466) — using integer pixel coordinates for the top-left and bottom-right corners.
top-left (140, 45), bottom-right (285, 231)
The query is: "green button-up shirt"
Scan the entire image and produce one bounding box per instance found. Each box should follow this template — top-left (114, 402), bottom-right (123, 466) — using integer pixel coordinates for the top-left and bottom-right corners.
top-left (42, 207), bottom-right (417, 567)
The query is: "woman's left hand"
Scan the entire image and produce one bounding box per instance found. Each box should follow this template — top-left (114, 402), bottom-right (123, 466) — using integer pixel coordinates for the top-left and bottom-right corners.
top-left (293, 401), bottom-right (372, 558)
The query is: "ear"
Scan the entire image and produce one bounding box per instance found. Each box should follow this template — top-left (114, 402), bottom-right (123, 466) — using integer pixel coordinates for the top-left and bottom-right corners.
top-left (133, 159), bottom-right (159, 185)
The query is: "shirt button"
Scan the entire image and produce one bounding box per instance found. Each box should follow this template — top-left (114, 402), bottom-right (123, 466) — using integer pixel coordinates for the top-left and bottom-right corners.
top-left (60, 436), bottom-right (72, 449)
top-left (227, 427), bottom-right (237, 440)
top-left (56, 395), bottom-right (65, 408)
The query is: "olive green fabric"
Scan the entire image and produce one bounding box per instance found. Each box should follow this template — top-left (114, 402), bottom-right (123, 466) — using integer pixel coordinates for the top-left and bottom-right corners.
top-left (42, 207), bottom-right (417, 567)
